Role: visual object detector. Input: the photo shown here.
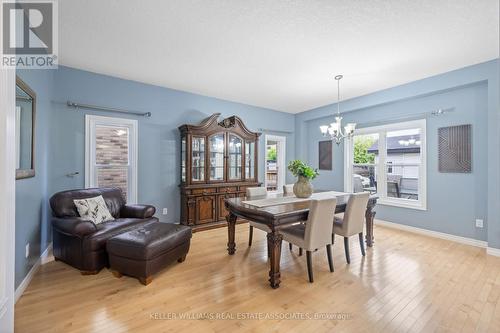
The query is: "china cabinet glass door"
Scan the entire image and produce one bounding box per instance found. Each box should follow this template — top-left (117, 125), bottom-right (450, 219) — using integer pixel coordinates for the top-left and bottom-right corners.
top-left (209, 133), bottom-right (225, 181)
top-left (181, 136), bottom-right (186, 182)
top-left (228, 134), bottom-right (242, 180)
top-left (245, 141), bottom-right (255, 180)
top-left (191, 136), bottom-right (205, 182)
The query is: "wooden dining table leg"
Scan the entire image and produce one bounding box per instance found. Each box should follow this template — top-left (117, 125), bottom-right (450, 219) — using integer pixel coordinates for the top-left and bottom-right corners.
top-left (267, 231), bottom-right (283, 289)
top-left (365, 203), bottom-right (376, 247)
top-left (226, 213), bottom-right (237, 255)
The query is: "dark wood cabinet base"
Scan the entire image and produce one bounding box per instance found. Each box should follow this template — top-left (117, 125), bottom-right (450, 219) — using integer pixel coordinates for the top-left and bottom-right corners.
top-left (139, 276), bottom-right (153, 286)
top-left (111, 270), bottom-right (123, 278)
top-left (190, 218), bottom-right (248, 232)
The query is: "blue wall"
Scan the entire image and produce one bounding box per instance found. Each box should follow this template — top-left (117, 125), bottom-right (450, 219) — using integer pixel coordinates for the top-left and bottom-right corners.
top-left (15, 69), bottom-right (54, 288)
top-left (296, 59), bottom-right (499, 246)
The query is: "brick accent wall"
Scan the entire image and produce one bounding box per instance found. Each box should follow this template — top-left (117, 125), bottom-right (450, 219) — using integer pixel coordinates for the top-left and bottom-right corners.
top-left (95, 126), bottom-right (129, 200)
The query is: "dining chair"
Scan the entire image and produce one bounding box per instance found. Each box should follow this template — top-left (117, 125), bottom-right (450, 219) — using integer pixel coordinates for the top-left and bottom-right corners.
top-left (387, 181), bottom-right (401, 198)
top-left (283, 184), bottom-right (294, 195)
top-left (332, 192), bottom-right (370, 264)
top-left (353, 177), bottom-right (364, 193)
top-left (246, 187), bottom-right (270, 247)
top-left (280, 197), bottom-right (337, 282)
top-left (283, 183), bottom-right (300, 252)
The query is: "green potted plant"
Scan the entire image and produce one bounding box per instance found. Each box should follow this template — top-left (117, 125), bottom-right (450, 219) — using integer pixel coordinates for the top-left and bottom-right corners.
top-left (287, 160), bottom-right (319, 198)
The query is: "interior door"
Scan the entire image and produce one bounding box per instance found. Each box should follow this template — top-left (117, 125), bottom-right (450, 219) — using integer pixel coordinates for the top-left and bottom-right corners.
top-left (265, 135), bottom-right (286, 192)
top-left (0, 64), bottom-right (16, 332)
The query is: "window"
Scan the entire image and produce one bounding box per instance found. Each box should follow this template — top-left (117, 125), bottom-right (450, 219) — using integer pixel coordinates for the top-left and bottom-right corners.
top-left (85, 115), bottom-right (138, 203)
top-left (344, 119), bottom-right (426, 210)
top-left (387, 161), bottom-right (393, 174)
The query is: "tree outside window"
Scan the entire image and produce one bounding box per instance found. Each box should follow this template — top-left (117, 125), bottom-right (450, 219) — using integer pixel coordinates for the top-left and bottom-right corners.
top-left (353, 136), bottom-right (376, 164)
top-left (267, 146), bottom-right (277, 162)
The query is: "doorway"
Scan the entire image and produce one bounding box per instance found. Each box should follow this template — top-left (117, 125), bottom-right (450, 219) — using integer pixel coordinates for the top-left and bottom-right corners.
top-left (265, 135), bottom-right (286, 193)
top-left (0, 68), bottom-right (16, 331)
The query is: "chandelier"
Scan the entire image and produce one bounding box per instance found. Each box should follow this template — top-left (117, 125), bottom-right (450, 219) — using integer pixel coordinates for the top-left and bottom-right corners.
top-left (319, 75), bottom-right (356, 145)
top-left (398, 138), bottom-right (421, 146)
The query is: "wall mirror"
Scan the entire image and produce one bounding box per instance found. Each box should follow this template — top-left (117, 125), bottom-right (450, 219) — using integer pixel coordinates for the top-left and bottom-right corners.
top-left (15, 77), bottom-right (36, 179)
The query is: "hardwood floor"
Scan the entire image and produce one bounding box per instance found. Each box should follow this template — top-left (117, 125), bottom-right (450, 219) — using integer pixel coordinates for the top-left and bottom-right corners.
top-left (15, 222), bottom-right (500, 333)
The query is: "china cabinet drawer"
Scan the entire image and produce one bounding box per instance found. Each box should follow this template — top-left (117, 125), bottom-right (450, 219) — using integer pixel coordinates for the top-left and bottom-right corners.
top-left (219, 187), bottom-right (238, 193)
top-left (192, 188), bottom-right (217, 195)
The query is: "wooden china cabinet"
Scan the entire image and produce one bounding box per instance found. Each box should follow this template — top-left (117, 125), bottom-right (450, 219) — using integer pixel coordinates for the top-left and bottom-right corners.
top-left (179, 113), bottom-right (261, 231)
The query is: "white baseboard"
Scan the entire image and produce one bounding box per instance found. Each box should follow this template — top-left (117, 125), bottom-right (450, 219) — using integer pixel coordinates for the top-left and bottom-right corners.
top-left (487, 247), bottom-right (500, 257)
top-left (15, 243), bottom-right (53, 304)
top-left (41, 243), bottom-right (54, 265)
top-left (0, 296), bottom-right (7, 319)
top-left (375, 220), bottom-right (488, 249)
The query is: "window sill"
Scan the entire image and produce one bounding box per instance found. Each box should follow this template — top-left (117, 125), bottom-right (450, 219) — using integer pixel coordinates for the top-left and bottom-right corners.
top-left (377, 198), bottom-right (427, 211)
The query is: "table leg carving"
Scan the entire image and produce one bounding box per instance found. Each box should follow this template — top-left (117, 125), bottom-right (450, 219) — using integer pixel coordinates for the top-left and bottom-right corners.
top-left (365, 203), bottom-right (376, 247)
top-left (267, 231), bottom-right (283, 289)
top-left (226, 213), bottom-right (237, 255)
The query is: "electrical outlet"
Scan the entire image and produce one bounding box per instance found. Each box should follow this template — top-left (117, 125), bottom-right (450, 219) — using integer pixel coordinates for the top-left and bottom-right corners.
top-left (25, 243), bottom-right (30, 258)
top-left (475, 219), bottom-right (484, 228)
top-left (162, 208), bottom-right (168, 215)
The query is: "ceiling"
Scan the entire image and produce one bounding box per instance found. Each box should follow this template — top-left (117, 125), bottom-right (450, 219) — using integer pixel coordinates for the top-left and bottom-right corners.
top-left (59, 0), bottom-right (499, 113)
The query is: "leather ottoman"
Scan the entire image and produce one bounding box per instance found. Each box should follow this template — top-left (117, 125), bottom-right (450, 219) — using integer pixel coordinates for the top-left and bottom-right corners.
top-left (106, 223), bottom-right (192, 285)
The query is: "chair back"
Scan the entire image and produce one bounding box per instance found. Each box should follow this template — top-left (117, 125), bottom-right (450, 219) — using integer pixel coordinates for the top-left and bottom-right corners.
top-left (50, 187), bottom-right (125, 218)
top-left (387, 181), bottom-right (401, 198)
top-left (246, 187), bottom-right (267, 198)
top-left (304, 198), bottom-right (337, 250)
top-left (342, 192), bottom-right (370, 236)
top-left (353, 177), bottom-right (364, 193)
top-left (283, 184), bottom-right (294, 195)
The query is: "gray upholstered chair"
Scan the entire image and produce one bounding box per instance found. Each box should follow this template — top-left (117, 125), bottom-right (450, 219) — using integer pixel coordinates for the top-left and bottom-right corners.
top-left (280, 198), bottom-right (337, 282)
top-left (246, 187), bottom-right (270, 247)
top-left (283, 184), bottom-right (294, 195)
top-left (353, 177), bottom-right (364, 193)
top-left (332, 192), bottom-right (370, 264)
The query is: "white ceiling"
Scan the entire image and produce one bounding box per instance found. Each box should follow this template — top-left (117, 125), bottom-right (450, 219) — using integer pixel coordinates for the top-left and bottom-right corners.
top-left (59, 0), bottom-right (499, 113)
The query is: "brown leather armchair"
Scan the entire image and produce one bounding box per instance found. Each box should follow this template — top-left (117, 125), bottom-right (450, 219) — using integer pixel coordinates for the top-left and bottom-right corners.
top-left (50, 188), bottom-right (158, 274)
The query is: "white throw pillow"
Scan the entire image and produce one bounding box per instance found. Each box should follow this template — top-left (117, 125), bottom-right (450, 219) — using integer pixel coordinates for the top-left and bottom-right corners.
top-left (73, 195), bottom-right (114, 225)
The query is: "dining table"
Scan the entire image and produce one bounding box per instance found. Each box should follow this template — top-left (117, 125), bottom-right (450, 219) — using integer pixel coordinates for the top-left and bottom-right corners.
top-left (224, 191), bottom-right (378, 289)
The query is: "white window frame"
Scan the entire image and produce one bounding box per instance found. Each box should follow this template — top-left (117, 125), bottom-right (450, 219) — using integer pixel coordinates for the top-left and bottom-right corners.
top-left (85, 115), bottom-right (138, 203)
top-left (344, 119), bottom-right (427, 210)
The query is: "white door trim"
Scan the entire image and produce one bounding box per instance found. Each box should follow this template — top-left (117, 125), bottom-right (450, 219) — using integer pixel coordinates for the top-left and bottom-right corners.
top-left (265, 135), bottom-right (286, 193)
top-left (85, 115), bottom-right (138, 203)
top-left (0, 67), bottom-right (16, 332)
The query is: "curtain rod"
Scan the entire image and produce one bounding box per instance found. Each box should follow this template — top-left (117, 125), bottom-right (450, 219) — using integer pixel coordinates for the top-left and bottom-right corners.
top-left (66, 101), bottom-right (152, 118)
top-left (355, 107), bottom-right (455, 128)
top-left (257, 128), bottom-right (293, 134)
